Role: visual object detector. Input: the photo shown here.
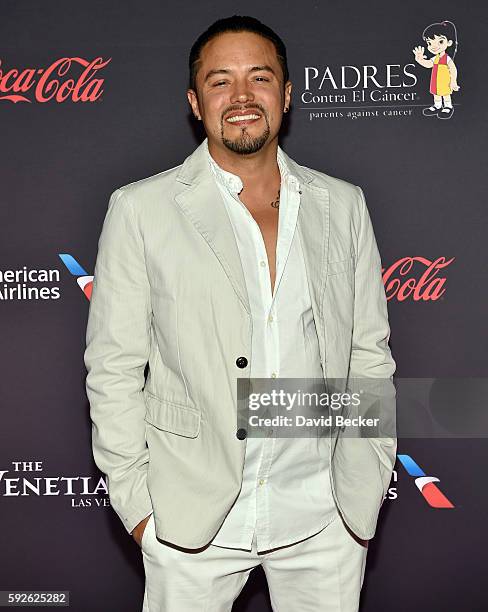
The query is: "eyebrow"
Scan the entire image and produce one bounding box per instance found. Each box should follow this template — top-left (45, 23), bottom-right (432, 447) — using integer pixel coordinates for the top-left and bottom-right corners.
top-left (203, 64), bottom-right (276, 83)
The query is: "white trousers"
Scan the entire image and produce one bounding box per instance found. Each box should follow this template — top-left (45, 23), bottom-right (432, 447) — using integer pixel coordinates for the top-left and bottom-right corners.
top-left (141, 505), bottom-right (368, 612)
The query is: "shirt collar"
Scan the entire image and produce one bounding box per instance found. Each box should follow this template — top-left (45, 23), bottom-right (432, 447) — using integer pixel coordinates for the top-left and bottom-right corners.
top-left (204, 138), bottom-right (300, 194)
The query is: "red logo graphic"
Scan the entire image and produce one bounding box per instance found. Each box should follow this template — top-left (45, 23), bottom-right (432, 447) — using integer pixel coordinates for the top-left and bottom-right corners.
top-left (382, 256), bottom-right (455, 301)
top-left (0, 57), bottom-right (111, 103)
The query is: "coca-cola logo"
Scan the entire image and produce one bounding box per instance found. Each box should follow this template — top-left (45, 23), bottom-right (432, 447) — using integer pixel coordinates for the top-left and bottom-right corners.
top-left (0, 56), bottom-right (111, 103)
top-left (382, 256), bottom-right (455, 301)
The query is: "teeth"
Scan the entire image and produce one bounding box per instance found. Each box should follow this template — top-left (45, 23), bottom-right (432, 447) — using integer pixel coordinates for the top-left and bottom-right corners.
top-left (227, 114), bottom-right (261, 123)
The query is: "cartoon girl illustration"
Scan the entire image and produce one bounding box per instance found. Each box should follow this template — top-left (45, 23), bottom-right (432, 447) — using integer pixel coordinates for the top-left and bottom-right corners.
top-left (413, 20), bottom-right (460, 119)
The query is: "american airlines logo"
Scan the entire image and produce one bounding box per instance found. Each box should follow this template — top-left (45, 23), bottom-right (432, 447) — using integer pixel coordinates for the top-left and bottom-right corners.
top-left (59, 254), bottom-right (93, 299)
top-left (398, 454), bottom-right (454, 508)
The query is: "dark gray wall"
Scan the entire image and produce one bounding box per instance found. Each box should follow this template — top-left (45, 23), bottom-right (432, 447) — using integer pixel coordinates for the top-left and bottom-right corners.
top-left (1, 1), bottom-right (486, 610)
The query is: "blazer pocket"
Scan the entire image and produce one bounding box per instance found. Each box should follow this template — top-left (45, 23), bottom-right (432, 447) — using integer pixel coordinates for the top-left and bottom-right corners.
top-left (144, 391), bottom-right (201, 438)
top-left (327, 254), bottom-right (355, 276)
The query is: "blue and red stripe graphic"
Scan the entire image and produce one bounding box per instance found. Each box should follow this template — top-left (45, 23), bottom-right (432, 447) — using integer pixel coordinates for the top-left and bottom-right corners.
top-left (398, 454), bottom-right (454, 508)
top-left (59, 254), bottom-right (93, 300)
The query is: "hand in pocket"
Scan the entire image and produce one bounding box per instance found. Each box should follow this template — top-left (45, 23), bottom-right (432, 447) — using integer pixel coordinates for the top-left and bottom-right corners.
top-left (131, 513), bottom-right (153, 548)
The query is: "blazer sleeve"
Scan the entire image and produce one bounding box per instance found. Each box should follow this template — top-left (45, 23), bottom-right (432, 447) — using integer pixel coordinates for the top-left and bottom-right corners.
top-left (84, 188), bottom-right (153, 535)
top-left (348, 186), bottom-right (397, 478)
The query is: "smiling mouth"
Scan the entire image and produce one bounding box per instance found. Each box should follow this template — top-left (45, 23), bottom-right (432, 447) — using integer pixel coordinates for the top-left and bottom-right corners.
top-left (225, 113), bottom-right (262, 125)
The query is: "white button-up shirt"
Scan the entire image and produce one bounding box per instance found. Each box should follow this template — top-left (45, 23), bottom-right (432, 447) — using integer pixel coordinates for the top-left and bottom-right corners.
top-left (205, 140), bottom-right (336, 552)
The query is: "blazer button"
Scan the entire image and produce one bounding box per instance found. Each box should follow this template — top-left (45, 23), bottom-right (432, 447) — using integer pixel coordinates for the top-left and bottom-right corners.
top-left (236, 356), bottom-right (248, 369)
top-left (236, 428), bottom-right (247, 440)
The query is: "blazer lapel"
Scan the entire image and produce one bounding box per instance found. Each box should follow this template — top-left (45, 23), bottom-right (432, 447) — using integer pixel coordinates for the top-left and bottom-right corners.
top-left (174, 140), bottom-right (251, 314)
top-left (279, 148), bottom-right (330, 340)
top-left (173, 139), bottom-right (330, 333)
top-left (296, 182), bottom-right (330, 364)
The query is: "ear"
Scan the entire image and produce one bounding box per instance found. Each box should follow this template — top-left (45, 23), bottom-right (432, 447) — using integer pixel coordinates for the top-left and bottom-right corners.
top-left (187, 89), bottom-right (201, 120)
top-left (284, 80), bottom-right (292, 112)
top-left (447, 40), bottom-right (453, 47)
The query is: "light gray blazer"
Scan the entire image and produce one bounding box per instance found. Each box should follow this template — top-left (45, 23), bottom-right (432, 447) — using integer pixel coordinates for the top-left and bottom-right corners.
top-left (84, 137), bottom-right (397, 548)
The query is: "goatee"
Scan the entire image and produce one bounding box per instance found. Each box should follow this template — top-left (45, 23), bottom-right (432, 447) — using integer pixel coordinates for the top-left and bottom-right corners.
top-left (221, 124), bottom-right (270, 155)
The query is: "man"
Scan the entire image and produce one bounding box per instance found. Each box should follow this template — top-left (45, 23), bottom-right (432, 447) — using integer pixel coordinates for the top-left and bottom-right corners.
top-left (84, 15), bottom-right (397, 612)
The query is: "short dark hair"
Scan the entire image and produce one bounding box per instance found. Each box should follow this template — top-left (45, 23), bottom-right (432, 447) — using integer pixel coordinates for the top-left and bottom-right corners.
top-left (188, 15), bottom-right (289, 92)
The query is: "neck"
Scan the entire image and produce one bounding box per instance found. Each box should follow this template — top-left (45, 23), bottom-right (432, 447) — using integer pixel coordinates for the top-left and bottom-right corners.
top-left (207, 136), bottom-right (281, 190)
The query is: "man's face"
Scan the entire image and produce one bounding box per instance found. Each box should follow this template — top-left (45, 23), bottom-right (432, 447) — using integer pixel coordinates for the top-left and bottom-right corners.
top-left (187, 31), bottom-right (292, 155)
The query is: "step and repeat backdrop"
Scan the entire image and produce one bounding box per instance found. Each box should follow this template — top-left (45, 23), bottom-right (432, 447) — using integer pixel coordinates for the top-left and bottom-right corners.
top-left (1, 1), bottom-right (487, 610)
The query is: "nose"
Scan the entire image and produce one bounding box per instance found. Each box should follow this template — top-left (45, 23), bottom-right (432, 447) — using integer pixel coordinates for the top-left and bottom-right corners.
top-left (230, 78), bottom-right (254, 104)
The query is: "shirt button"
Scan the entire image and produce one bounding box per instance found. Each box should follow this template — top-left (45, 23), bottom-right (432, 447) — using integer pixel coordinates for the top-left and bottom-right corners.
top-left (268, 314), bottom-right (274, 323)
top-left (260, 260), bottom-right (266, 267)
top-left (258, 479), bottom-right (265, 486)
top-left (271, 372), bottom-right (277, 378)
